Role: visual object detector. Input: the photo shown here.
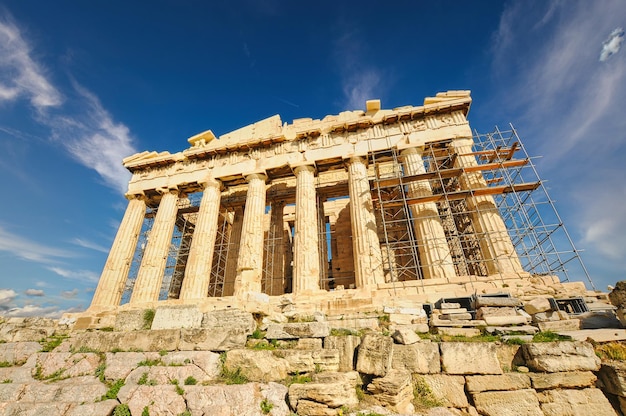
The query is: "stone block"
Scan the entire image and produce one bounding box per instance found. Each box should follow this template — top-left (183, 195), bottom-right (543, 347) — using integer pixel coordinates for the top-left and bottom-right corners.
top-left (483, 315), bottom-right (529, 326)
top-left (289, 380), bottom-right (359, 409)
top-left (532, 311), bottom-right (561, 322)
top-left (223, 349), bottom-right (289, 382)
top-left (265, 322), bottom-right (330, 339)
top-left (272, 349), bottom-right (340, 374)
top-left (125, 364), bottom-right (216, 385)
top-left (475, 297), bottom-right (522, 308)
top-left (104, 352), bottom-right (160, 381)
top-left (476, 306), bottom-right (517, 318)
top-left (356, 334), bottom-right (393, 376)
top-left (440, 302), bottom-right (461, 309)
top-left (440, 312), bottom-right (472, 320)
top-left (0, 342), bottom-right (41, 365)
top-left (598, 361), bottom-right (626, 397)
top-left (473, 389), bottom-right (543, 416)
top-left (70, 329), bottom-right (180, 352)
top-left (65, 399), bottom-right (119, 416)
top-left (367, 369), bottom-right (414, 414)
top-left (524, 298), bottom-right (552, 314)
top-left (324, 335), bottom-right (360, 372)
top-left (122, 385), bottom-right (187, 416)
top-left (529, 371), bottom-right (596, 390)
top-left (179, 327), bottom-right (248, 352)
top-left (418, 374), bottom-right (468, 408)
top-left (184, 383), bottom-right (290, 416)
top-left (392, 342), bottom-right (441, 374)
top-left (114, 310), bottom-right (147, 331)
top-left (202, 309), bottom-right (255, 335)
top-left (523, 341), bottom-right (600, 372)
top-left (465, 373), bottom-right (531, 393)
top-left (537, 388), bottom-right (617, 416)
top-left (151, 305), bottom-right (203, 330)
top-left (392, 328), bottom-right (420, 345)
top-left (536, 319), bottom-right (580, 331)
top-left (485, 325), bottom-right (538, 335)
top-left (440, 342), bottom-right (502, 374)
top-left (296, 338), bottom-right (323, 350)
top-left (31, 352), bottom-right (101, 379)
top-left (436, 327), bottom-right (481, 337)
top-left (161, 351), bottom-right (221, 378)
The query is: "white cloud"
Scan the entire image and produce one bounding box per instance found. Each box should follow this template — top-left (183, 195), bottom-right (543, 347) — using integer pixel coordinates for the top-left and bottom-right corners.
top-left (3, 304), bottom-right (84, 318)
top-left (600, 27), bottom-right (624, 62)
top-left (343, 70), bottom-right (382, 112)
top-left (0, 289), bottom-right (17, 309)
top-left (61, 288), bottom-right (79, 299)
top-left (0, 15), bottom-right (62, 110)
top-left (25, 288), bottom-right (45, 296)
top-left (0, 225), bottom-right (74, 263)
top-left (48, 266), bottom-right (99, 283)
top-left (72, 238), bottom-right (109, 254)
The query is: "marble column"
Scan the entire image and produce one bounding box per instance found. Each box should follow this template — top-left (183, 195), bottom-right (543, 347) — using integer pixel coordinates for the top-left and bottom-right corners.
top-left (233, 173), bottom-right (267, 296)
top-left (451, 138), bottom-right (524, 275)
top-left (402, 146), bottom-right (456, 279)
top-left (90, 193), bottom-right (146, 309)
top-left (179, 179), bottom-right (222, 300)
top-left (130, 188), bottom-right (179, 304)
top-left (347, 156), bottom-right (385, 287)
top-left (293, 165), bottom-right (321, 293)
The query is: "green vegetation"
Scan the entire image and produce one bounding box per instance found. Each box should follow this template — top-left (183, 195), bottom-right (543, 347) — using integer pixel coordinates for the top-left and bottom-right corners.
top-left (112, 404), bottom-right (131, 416)
top-left (184, 376), bottom-right (197, 385)
top-left (532, 331), bottom-right (572, 342)
top-left (170, 379), bottom-right (185, 395)
top-left (137, 358), bottom-right (163, 367)
top-left (356, 412), bottom-right (385, 416)
top-left (250, 329), bottom-right (265, 339)
top-left (100, 379), bottom-right (125, 401)
top-left (159, 350), bottom-right (168, 356)
top-left (2, 379), bottom-right (12, 383)
top-left (413, 377), bottom-right (443, 410)
top-left (284, 372), bottom-right (312, 386)
top-left (596, 342), bottom-right (626, 361)
top-left (142, 406), bottom-right (150, 416)
top-left (330, 328), bottom-right (362, 337)
top-left (178, 411), bottom-right (192, 416)
top-left (221, 366), bottom-right (248, 385)
top-left (99, 327), bottom-right (114, 332)
top-left (137, 372), bottom-right (157, 386)
top-left (39, 334), bottom-right (68, 352)
top-left (504, 337), bottom-right (527, 345)
top-left (142, 309), bottom-right (155, 330)
top-left (95, 362), bottom-right (107, 383)
top-left (248, 340), bottom-right (276, 350)
top-left (0, 361), bottom-right (11, 368)
top-left (260, 398), bottom-right (274, 414)
top-left (33, 365), bottom-right (67, 382)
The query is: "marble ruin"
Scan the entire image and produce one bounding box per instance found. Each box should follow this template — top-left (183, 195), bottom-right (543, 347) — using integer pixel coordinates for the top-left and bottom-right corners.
top-left (87, 91), bottom-right (581, 316)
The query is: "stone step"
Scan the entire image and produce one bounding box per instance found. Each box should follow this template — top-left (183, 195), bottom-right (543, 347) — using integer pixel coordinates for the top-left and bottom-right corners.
top-left (485, 325), bottom-right (539, 335)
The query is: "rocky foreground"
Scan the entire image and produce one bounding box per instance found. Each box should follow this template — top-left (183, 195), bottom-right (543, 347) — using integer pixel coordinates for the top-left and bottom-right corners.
top-left (2, 305), bottom-right (626, 415)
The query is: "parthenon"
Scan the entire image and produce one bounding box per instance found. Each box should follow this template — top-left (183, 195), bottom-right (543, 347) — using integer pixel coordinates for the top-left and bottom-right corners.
top-left (87, 91), bottom-right (586, 315)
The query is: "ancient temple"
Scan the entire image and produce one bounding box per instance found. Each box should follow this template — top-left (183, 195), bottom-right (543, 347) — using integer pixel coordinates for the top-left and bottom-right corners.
top-left (88, 91), bottom-right (558, 315)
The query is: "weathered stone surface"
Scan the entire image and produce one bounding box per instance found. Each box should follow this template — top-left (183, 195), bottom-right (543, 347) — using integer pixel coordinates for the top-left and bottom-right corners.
top-left (356, 333), bottom-right (393, 376)
top-left (483, 315), bottom-right (528, 326)
top-left (367, 369), bottom-right (414, 414)
top-left (151, 305), bottom-right (203, 329)
top-left (536, 319), bottom-right (580, 331)
top-left (202, 309), bottom-right (256, 334)
top-left (296, 400), bottom-right (338, 416)
top-left (296, 338), bottom-right (323, 350)
top-left (609, 281), bottom-right (626, 307)
top-left (475, 297), bottom-right (522, 308)
top-left (476, 306), bottom-right (517, 318)
top-left (392, 328), bottom-right (420, 345)
top-left (104, 352), bottom-right (160, 381)
top-left (473, 389), bottom-right (543, 416)
top-left (161, 350), bottom-right (221, 378)
top-left (65, 400), bottom-right (119, 416)
top-left (436, 327), bottom-right (481, 337)
top-left (272, 349), bottom-right (340, 374)
top-left (537, 388), bottom-right (618, 416)
top-left (0, 366), bottom-right (34, 383)
top-left (179, 327), bottom-right (248, 351)
top-left (530, 371), bottom-right (596, 390)
top-left (126, 364), bottom-right (215, 385)
top-left (598, 361), bottom-right (626, 397)
top-left (289, 380), bottom-right (359, 409)
top-left (1, 402), bottom-right (72, 416)
top-left (418, 374), bottom-right (468, 408)
top-left (522, 341), bottom-right (600, 372)
top-left (524, 298), bottom-right (552, 314)
top-left (532, 311), bottom-right (561, 322)
top-left (266, 322), bottom-right (330, 339)
top-left (29, 352), bottom-right (101, 379)
top-left (465, 373), bottom-right (530, 393)
top-left (0, 383), bottom-right (26, 401)
top-left (114, 309), bottom-right (147, 331)
top-left (70, 329), bottom-right (180, 352)
top-left (123, 385), bottom-right (187, 416)
top-left (392, 342), bottom-right (440, 374)
top-left (224, 349), bottom-right (289, 382)
top-left (312, 371), bottom-right (360, 385)
top-left (440, 342), bottom-right (502, 374)
top-left (485, 325), bottom-right (538, 335)
top-left (0, 342), bottom-right (41, 365)
top-left (20, 377), bottom-right (107, 402)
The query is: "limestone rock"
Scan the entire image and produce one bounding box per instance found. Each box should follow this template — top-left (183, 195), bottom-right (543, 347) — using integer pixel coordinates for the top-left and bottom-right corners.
top-left (392, 342), bottom-right (440, 374)
top-left (0, 342), bottom-right (41, 365)
top-left (179, 327), bottom-right (248, 351)
top-left (296, 400), bottom-right (338, 416)
top-left (537, 388), bottom-right (618, 416)
top-left (418, 374), bottom-right (468, 408)
top-left (465, 373), bottom-right (530, 393)
top-left (123, 385), bottom-right (187, 416)
top-left (522, 341), bottom-right (600, 372)
top-left (475, 297), bottom-right (522, 308)
top-left (29, 352), bottom-right (101, 379)
top-left (265, 322), bottom-right (330, 339)
top-left (598, 361), bottom-right (626, 397)
top-left (114, 309), bottom-right (147, 331)
top-left (609, 281), bottom-right (626, 307)
top-left (392, 328), bottom-right (420, 345)
top-left (70, 329), bottom-right (180, 352)
top-left (202, 309), bottom-right (256, 335)
top-left (367, 369), bottom-right (414, 414)
top-left (356, 333), bottom-right (393, 376)
top-left (473, 389), bottom-right (543, 416)
top-left (529, 371), bottom-right (597, 390)
top-left (65, 399), bottom-right (119, 416)
top-left (272, 349), bottom-right (340, 374)
top-left (224, 349), bottom-right (289, 382)
top-left (536, 319), bottom-right (580, 331)
top-left (476, 307), bottom-right (517, 319)
top-left (161, 350), bottom-right (221, 378)
top-left (151, 305), bottom-right (203, 329)
top-left (125, 364), bottom-right (215, 385)
top-left (1, 402), bottom-right (72, 415)
top-left (524, 298), bottom-right (552, 314)
top-left (440, 342), bottom-right (502, 375)
top-left (288, 380), bottom-right (359, 409)
top-left (296, 338), bottom-right (323, 350)
top-left (104, 352), bottom-right (161, 381)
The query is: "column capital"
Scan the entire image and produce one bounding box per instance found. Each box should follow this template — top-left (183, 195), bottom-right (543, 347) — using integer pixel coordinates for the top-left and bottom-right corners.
top-left (124, 192), bottom-right (145, 201)
top-left (198, 177), bottom-right (222, 191)
top-left (399, 145), bottom-right (425, 157)
top-left (156, 186), bottom-right (179, 195)
top-left (343, 155), bottom-right (367, 168)
top-left (292, 163), bottom-right (316, 176)
top-left (244, 172), bottom-right (268, 183)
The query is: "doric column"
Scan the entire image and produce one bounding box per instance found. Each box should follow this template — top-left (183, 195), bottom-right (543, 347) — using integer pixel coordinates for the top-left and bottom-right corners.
top-left (130, 187), bottom-right (179, 304)
top-left (293, 165), bottom-right (321, 293)
top-left (90, 193), bottom-right (146, 309)
top-left (233, 173), bottom-right (267, 296)
top-left (451, 138), bottom-right (524, 275)
top-left (402, 147), bottom-right (456, 280)
top-left (179, 179), bottom-right (222, 300)
top-left (347, 156), bottom-right (385, 287)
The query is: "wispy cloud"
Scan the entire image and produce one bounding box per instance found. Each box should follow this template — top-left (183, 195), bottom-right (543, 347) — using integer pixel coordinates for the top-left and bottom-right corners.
top-left (486, 0), bottom-right (626, 282)
top-left (72, 237), bottom-right (109, 253)
top-left (47, 266), bottom-right (99, 283)
top-left (0, 11), bottom-right (137, 194)
top-left (0, 289), bottom-right (17, 309)
top-left (0, 225), bottom-right (73, 263)
top-left (61, 288), bottom-right (79, 299)
top-left (600, 27), bottom-right (624, 62)
top-left (0, 14), bottom-right (62, 111)
top-left (25, 288), bottom-right (45, 296)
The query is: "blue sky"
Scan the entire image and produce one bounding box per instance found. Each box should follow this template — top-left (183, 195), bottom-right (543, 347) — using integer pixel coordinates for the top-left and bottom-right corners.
top-left (0, 1), bottom-right (624, 317)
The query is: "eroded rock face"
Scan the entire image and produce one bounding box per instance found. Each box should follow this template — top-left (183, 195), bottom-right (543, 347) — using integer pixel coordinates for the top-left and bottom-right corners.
top-left (324, 335), bottom-right (360, 372)
top-left (523, 341), bottom-right (600, 372)
top-left (356, 333), bottom-right (393, 376)
top-left (367, 369), bottom-right (414, 414)
top-left (537, 388), bottom-right (618, 416)
top-left (265, 322), bottom-right (330, 339)
top-left (440, 342), bottom-right (502, 375)
top-left (392, 342), bottom-right (441, 374)
top-left (223, 349), bottom-right (289, 382)
top-left (472, 389), bottom-right (543, 416)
